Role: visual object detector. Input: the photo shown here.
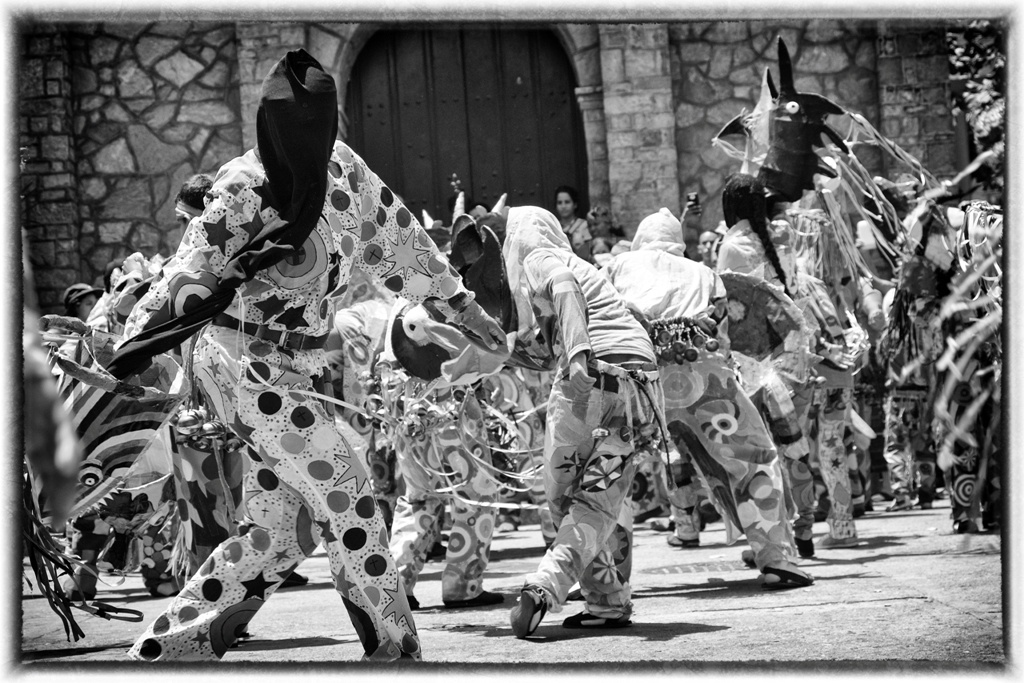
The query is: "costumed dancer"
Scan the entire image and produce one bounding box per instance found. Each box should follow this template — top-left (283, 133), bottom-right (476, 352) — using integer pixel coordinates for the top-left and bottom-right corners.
top-left (368, 205), bottom-right (665, 633)
top-left (106, 50), bottom-right (504, 662)
top-left (46, 254), bottom-right (184, 604)
top-left (877, 178), bottom-right (948, 513)
top-left (605, 207), bottom-right (811, 589)
top-left (783, 207), bottom-right (864, 549)
top-left (473, 206), bottom-right (666, 636)
top-left (930, 200), bottom-right (1002, 533)
top-left (374, 309), bottom-right (505, 609)
top-left (714, 174), bottom-right (818, 558)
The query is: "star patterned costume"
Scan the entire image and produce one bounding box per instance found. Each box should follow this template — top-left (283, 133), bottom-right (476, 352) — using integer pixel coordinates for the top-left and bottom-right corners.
top-left (119, 131), bottom-right (474, 661)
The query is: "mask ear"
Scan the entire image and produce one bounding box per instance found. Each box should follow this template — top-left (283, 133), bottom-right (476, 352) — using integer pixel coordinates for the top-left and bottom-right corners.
top-left (460, 224), bottom-right (516, 333)
top-left (448, 214), bottom-right (483, 273)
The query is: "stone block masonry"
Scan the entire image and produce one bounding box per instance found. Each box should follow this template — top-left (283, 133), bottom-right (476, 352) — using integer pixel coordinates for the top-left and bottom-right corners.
top-left (876, 21), bottom-right (958, 180)
top-left (600, 23), bottom-right (679, 238)
top-left (22, 21), bottom-right (244, 312)
top-left (19, 26), bottom-right (81, 312)
top-left (668, 20), bottom-right (882, 234)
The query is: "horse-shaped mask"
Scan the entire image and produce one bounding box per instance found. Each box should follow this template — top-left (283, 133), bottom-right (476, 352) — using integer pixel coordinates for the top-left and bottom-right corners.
top-left (716, 37), bottom-right (848, 202)
top-left (388, 214), bottom-right (516, 385)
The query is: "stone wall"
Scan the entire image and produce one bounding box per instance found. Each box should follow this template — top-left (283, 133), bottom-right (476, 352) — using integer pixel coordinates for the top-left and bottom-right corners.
top-left (669, 20), bottom-right (882, 233)
top-left (876, 21), bottom-right (958, 178)
top-left (19, 19), bottom-right (968, 311)
top-left (600, 24), bottom-right (680, 237)
top-left (65, 21), bottom-right (243, 294)
top-left (20, 26), bottom-right (82, 311)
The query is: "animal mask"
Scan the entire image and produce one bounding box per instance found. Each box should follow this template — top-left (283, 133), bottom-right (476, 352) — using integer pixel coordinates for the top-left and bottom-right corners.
top-left (388, 215), bottom-right (515, 385)
top-left (715, 38), bottom-right (848, 202)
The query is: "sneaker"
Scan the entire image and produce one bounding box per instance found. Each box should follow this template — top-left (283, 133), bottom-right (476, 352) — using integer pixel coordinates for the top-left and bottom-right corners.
top-left (561, 612), bottom-right (632, 629)
top-left (497, 521), bottom-right (518, 533)
top-left (817, 535), bottom-right (859, 549)
top-left (406, 593), bottom-right (420, 610)
top-left (510, 586), bottom-right (547, 638)
top-left (795, 537), bottom-right (815, 558)
top-left (667, 535), bottom-right (700, 548)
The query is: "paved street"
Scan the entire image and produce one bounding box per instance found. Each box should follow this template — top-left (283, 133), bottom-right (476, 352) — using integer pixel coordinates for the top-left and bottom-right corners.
top-left (16, 495), bottom-right (1007, 677)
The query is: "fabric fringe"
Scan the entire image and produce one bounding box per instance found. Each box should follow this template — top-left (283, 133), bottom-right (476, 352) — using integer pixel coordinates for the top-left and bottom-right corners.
top-left (22, 477), bottom-right (85, 642)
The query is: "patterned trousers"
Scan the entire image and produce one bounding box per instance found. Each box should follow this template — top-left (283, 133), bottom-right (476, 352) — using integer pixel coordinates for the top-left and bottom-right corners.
top-left (481, 368), bottom-right (556, 541)
top-left (524, 361), bottom-right (663, 619)
top-left (661, 354), bottom-right (795, 567)
top-left (944, 385), bottom-right (1001, 528)
top-left (127, 327), bottom-right (419, 662)
top-left (882, 389), bottom-right (937, 502)
top-left (387, 389), bottom-right (498, 602)
top-left (632, 449), bottom-right (672, 520)
top-left (793, 384), bottom-right (857, 540)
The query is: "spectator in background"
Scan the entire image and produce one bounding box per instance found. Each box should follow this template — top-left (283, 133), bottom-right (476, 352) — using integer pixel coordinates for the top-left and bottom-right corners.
top-left (588, 205), bottom-right (627, 267)
top-left (84, 260), bottom-right (125, 333)
top-left (62, 283), bottom-right (102, 321)
top-left (173, 173), bottom-right (213, 231)
top-left (554, 185), bottom-right (593, 263)
top-left (698, 229), bottom-right (722, 269)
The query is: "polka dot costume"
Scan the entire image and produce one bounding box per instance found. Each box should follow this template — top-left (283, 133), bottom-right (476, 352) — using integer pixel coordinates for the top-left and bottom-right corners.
top-left (120, 139), bottom-right (467, 663)
top-left (127, 328), bottom-right (419, 661)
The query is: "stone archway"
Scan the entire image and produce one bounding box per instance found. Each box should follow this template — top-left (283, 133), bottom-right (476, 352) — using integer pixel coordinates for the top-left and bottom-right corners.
top-left (550, 24), bottom-right (609, 210)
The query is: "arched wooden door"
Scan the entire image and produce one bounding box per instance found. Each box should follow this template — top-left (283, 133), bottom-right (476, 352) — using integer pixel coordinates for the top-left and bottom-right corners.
top-left (344, 27), bottom-right (588, 223)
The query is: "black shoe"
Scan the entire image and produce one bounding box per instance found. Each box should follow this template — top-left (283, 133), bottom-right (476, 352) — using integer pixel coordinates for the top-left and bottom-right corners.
top-left (443, 590), bottom-right (505, 608)
top-left (510, 586), bottom-right (547, 638)
top-left (634, 506), bottom-right (667, 524)
top-left (795, 537), bottom-right (815, 558)
top-left (561, 612), bottom-right (632, 629)
top-left (407, 594), bottom-right (420, 610)
top-left (279, 571), bottom-right (309, 589)
top-left (427, 541), bottom-right (447, 561)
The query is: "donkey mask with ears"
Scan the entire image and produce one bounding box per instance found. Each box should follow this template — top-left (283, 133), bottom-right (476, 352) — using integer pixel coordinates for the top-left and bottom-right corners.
top-left (388, 213), bottom-right (517, 385)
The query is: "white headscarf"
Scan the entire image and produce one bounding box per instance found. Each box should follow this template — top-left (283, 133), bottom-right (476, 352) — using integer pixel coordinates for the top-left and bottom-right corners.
top-left (501, 205), bottom-right (574, 338)
top-left (631, 207), bottom-right (687, 257)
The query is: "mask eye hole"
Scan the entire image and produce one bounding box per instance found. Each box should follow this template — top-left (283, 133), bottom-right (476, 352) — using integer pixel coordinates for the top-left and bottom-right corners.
top-left (784, 101), bottom-right (800, 115)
